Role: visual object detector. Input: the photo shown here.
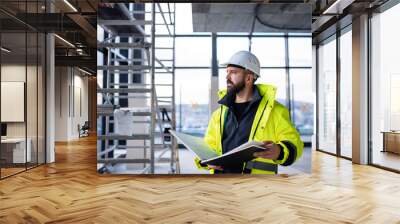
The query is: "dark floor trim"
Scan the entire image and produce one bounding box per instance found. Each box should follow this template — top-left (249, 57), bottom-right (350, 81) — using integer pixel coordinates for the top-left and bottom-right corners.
top-left (369, 164), bottom-right (400, 174)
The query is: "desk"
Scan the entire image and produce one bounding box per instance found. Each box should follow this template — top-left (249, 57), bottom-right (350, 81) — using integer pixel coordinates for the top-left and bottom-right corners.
top-left (382, 131), bottom-right (400, 154)
top-left (1, 138), bottom-right (31, 163)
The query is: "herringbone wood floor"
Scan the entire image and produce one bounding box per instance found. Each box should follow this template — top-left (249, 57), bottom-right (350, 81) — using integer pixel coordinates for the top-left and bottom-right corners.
top-left (1, 136), bottom-right (400, 223)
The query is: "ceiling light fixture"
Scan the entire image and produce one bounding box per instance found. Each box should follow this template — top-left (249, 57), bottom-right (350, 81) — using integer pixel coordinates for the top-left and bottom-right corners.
top-left (78, 67), bottom-right (93, 76)
top-left (63, 0), bottom-right (78, 12)
top-left (76, 48), bottom-right (85, 55)
top-left (1, 47), bottom-right (11, 53)
top-left (54, 34), bottom-right (75, 48)
top-left (322, 0), bottom-right (353, 15)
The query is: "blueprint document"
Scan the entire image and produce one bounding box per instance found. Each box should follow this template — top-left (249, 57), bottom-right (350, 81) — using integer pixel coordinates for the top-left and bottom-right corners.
top-left (170, 130), bottom-right (265, 167)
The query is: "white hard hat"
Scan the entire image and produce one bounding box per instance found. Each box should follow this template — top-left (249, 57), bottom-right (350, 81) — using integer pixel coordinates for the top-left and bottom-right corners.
top-left (220, 51), bottom-right (260, 77)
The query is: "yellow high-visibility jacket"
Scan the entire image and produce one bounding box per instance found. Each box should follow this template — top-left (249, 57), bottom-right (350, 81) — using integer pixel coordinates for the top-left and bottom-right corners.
top-left (195, 84), bottom-right (303, 174)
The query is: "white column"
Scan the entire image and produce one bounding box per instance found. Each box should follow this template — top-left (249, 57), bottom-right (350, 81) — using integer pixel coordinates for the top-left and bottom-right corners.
top-left (46, 33), bottom-right (55, 163)
top-left (352, 14), bottom-right (369, 164)
top-left (312, 45), bottom-right (317, 151)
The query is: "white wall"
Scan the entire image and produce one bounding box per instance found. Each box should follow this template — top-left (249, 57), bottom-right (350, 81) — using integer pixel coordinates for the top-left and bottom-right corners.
top-left (1, 65), bottom-right (26, 140)
top-left (1, 63), bottom-right (46, 163)
top-left (1, 65), bottom-right (41, 137)
top-left (72, 72), bottom-right (89, 138)
top-left (55, 67), bottom-right (89, 141)
top-left (55, 67), bottom-right (68, 141)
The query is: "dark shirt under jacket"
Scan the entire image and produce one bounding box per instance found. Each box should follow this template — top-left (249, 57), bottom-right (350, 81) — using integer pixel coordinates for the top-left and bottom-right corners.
top-left (215, 86), bottom-right (262, 173)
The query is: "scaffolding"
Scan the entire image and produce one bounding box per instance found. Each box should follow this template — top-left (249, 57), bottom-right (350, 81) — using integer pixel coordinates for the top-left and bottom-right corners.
top-left (97, 3), bottom-right (179, 174)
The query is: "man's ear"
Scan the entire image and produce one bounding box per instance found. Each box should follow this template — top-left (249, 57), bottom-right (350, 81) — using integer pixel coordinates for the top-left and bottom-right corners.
top-left (246, 72), bottom-right (254, 84)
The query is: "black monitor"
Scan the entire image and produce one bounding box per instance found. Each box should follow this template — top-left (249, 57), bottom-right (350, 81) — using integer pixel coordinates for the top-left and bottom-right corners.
top-left (1, 123), bottom-right (7, 137)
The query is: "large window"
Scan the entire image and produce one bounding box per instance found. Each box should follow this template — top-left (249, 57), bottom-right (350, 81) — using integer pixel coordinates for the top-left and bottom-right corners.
top-left (317, 37), bottom-right (337, 154)
top-left (288, 37), bottom-right (313, 136)
top-left (290, 69), bottom-right (313, 136)
top-left (289, 37), bottom-right (312, 67)
top-left (217, 37), bottom-right (249, 65)
top-left (175, 69), bottom-right (210, 136)
top-left (175, 37), bottom-right (211, 67)
top-left (316, 27), bottom-right (354, 159)
top-left (339, 29), bottom-right (352, 158)
top-left (217, 36), bottom-right (313, 136)
top-left (252, 37), bottom-right (286, 67)
top-left (371, 3), bottom-right (400, 171)
top-left (258, 69), bottom-right (287, 105)
top-left (175, 36), bottom-right (211, 137)
top-left (173, 4), bottom-right (313, 140)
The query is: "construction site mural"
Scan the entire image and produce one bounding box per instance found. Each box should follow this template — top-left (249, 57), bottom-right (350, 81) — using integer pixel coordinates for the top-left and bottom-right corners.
top-left (97, 2), bottom-right (312, 175)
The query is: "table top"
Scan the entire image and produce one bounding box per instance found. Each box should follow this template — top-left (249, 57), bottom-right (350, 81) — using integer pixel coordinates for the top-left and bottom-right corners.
top-left (1, 138), bottom-right (28, 143)
top-left (381, 131), bottom-right (400, 134)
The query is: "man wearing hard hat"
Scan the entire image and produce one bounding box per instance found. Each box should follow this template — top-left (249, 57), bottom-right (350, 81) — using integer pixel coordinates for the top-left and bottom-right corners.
top-left (195, 51), bottom-right (303, 174)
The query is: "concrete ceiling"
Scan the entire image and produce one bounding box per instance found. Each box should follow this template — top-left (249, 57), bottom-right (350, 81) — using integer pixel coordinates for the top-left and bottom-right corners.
top-left (192, 3), bottom-right (312, 33)
top-left (0, 0), bottom-right (97, 72)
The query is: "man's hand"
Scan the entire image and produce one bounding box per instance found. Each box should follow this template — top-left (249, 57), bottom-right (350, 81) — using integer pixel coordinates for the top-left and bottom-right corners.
top-left (207, 165), bottom-right (223, 170)
top-left (253, 141), bottom-right (281, 160)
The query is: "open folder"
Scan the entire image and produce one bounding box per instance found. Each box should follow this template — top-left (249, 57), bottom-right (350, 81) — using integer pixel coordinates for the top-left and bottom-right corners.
top-left (169, 130), bottom-right (266, 167)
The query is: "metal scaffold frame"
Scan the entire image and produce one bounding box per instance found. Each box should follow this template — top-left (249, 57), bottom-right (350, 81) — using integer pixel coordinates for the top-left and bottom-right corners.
top-left (97, 3), bottom-right (178, 174)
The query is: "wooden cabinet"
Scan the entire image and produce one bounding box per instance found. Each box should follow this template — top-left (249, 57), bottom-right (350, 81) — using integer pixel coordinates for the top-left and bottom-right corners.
top-left (382, 132), bottom-right (400, 154)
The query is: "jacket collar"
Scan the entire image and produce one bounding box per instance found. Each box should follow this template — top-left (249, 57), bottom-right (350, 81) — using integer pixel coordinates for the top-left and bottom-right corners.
top-left (217, 84), bottom-right (277, 107)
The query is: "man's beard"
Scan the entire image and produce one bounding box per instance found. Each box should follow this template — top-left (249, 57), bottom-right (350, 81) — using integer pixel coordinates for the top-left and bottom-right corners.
top-left (227, 78), bottom-right (246, 95)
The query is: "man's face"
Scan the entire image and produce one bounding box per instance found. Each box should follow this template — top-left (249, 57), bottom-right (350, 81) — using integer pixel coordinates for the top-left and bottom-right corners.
top-left (226, 66), bottom-right (247, 93)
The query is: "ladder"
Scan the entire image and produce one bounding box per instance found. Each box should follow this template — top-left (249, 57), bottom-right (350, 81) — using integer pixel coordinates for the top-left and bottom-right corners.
top-left (97, 3), bottom-right (179, 174)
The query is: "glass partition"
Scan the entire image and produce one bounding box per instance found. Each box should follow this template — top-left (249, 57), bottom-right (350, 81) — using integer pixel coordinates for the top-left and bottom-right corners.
top-left (0, 1), bottom-right (46, 179)
top-left (371, 3), bottom-right (400, 171)
top-left (0, 22), bottom-right (28, 178)
top-left (317, 37), bottom-right (337, 155)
